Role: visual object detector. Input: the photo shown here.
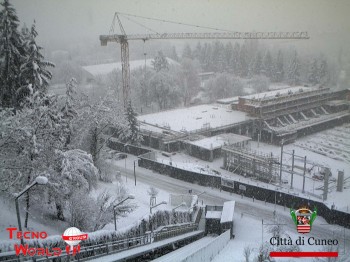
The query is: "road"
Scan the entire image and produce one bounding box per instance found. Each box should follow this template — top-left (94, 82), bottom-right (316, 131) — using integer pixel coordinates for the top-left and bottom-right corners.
top-left (114, 157), bottom-right (349, 254)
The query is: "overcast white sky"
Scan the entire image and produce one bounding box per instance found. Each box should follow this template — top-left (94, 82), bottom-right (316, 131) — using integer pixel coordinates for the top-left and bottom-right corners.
top-left (11, 0), bottom-right (350, 56)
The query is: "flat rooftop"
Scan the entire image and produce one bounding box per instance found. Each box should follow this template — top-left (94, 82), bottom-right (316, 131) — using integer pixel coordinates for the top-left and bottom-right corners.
top-left (241, 86), bottom-right (316, 101)
top-left (138, 104), bottom-right (252, 134)
top-left (186, 133), bottom-right (251, 150)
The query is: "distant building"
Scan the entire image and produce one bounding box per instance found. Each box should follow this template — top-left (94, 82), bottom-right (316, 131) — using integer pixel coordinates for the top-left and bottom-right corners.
top-left (82, 57), bottom-right (179, 79)
top-left (198, 72), bottom-right (215, 88)
top-left (236, 86), bottom-right (350, 144)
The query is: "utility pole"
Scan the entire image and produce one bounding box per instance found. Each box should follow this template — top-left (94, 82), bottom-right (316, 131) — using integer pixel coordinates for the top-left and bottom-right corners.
top-left (291, 149), bottom-right (295, 189)
top-left (302, 156), bottom-right (307, 194)
top-left (279, 139), bottom-right (284, 185)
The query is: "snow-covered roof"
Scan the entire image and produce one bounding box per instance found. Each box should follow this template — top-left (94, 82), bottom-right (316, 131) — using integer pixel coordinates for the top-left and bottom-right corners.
top-left (216, 96), bottom-right (239, 104)
top-left (138, 104), bottom-right (252, 134)
top-left (82, 57), bottom-right (179, 77)
top-left (220, 201), bottom-right (235, 224)
top-left (241, 86), bottom-right (315, 101)
top-left (206, 211), bottom-right (222, 219)
top-left (186, 133), bottom-right (251, 150)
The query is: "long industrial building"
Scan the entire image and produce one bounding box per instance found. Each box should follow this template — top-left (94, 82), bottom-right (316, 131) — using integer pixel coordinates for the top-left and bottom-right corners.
top-left (137, 86), bottom-right (349, 151)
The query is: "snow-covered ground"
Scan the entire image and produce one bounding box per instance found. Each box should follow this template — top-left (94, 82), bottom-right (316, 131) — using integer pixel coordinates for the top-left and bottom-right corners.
top-left (93, 179), bottom-right (170, 233)
top-left (213, 213), bottom-right (346, 262)
top-left (152, 124), bottom-right (350, 213)
top-left (108, 153), bottom-right (350, 261)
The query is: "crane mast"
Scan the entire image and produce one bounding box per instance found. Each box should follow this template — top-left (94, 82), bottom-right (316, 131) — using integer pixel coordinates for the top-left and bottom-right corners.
top-left (100, 14), bottom-right (309, 108)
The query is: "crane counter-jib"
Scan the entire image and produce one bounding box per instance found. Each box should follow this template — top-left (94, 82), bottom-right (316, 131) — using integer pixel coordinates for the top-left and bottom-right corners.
top-left (99, 31), bottom-right (309, 45)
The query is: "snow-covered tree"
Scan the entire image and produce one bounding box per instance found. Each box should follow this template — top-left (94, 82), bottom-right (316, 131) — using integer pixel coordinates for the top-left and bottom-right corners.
top-left (170, 46), bottom-right (179, 62)
top-left (124, 101), bottom-right (142, 144)
top-left (287, 51), bottom-right (301, 86)
top-left (239, 44), bottom-right (249, 77)
top-left (70, 89), bottom-right (125, 164)
top-left (193, 42), bottom-right (202, 61)
top-left (249, 75), bottom-right (270, 93)
top-left (202, 43), bottom-right (212, 71)
top-left (318, 58), bottom-right (330, 86)
top-left (149, 70), bottom-right (181, 110)
top-left (274, 50), bottom-right (284, 82)
top-left (0, 92), bottom-right (68, 226)
top-left (252, 51), bottom-right (263, 76)
top-left (204, 73), bottom-right (244, 102)
top-left (182, 43), bottom-right (192, 59)
top-left (231, 43), bottom-right (241, 75)
top-left (61, 78), bottom-right (78, 147)
top-left (152, 50), bottom-right (169, 72)
top-left (211, 41), bottom-right (226, 72)
top-left (19, 22), bottom-right (54, 98)
top-left (262, 50), bottom-right (274, 79)
top-left (51, 149), bottom-right (99, 220)
top-left (148, 186), bottom-right (159, 205)
top-left (0, 0), bottom-right (24, 108)
top-left (307, 58), bottom-right (319, 85)
top-left (177, 58), bottom-right (200, 106)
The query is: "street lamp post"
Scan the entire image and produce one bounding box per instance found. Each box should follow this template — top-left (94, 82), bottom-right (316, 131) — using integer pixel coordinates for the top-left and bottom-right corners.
top-left (171, 202), bottom-right (186, 224)
top-left (15, 176), bottom-right (48, 245)
top-left (123, 144), bottom-right (128, 182)
top-left (133, 159), bottom-right (138, 186)
top-left (150, 201), bottom-right (167, 214)
top-left (113, 194), bottom-right (135, 231)
top-left (149, 201), bottom-right (167, 233)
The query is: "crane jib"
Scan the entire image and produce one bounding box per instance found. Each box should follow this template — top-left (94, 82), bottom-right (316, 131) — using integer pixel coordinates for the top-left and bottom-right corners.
top-left (99, 31), bottom-right (309, 44)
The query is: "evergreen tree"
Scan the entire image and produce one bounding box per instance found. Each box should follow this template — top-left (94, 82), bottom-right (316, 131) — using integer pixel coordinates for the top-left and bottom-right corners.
top-left (224, 42), bottom-right (234, 72)
top-left (152, 51), bottom-right (169, 72)
top-left (125, 101), bottom-right (142, 144)
top-left (182, 43), bottom-right (192, 59)
top-left (239, 43), bottom-right (249, 77)
top-left (61, 78), bottom-right (78, 147)
top-left (287, 51), bottom-right (300, 86)
top-left (252, 51), bottom-right (263, 75)
top-left (170, 46), bottom-right (179, 62)
top-left (19, 22), bottom-right (54, 98)
top-left (318, 58), bottom-right (330, 86)
top-left (211, 41), bottom-right (225, 72)
top-left (193, 42), bottom-right (202, 61)
top-left (203, 43), bottom-right (212, 71)
top-left (231, 43), bottom-right (240, 75)
top-left (262, 50), bottom-right (273, 79)
top-left (307, 58), bottom-right (319, 85)
top-left (275, 50), bottom-right (284, 82)
top-left (0, 0), bottom-right (25, 108)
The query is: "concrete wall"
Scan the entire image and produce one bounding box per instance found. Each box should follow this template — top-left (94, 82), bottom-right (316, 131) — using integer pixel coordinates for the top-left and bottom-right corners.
top-left (183, 230), bottom-right (231, 262)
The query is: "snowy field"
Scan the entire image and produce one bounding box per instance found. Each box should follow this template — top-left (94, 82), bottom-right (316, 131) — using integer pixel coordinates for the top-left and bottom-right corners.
top-left (138, 104), bottom-right (251, 133)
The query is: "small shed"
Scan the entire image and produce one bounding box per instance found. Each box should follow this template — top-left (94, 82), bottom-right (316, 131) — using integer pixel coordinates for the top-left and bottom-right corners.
top-left (220, 201), bottom-right (235, 238)
top-left (185, 133), bottom-right (251, 162)
top-left (205, 201), bottom-right (235, 237)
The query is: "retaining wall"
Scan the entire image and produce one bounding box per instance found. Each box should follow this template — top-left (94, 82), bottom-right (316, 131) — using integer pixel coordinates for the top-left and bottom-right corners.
top-left (183, 230), bottom-right (231, 262)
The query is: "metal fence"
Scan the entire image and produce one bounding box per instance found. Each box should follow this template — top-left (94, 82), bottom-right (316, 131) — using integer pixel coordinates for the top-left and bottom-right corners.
top-left (0, 224), bottom-right (198, 262)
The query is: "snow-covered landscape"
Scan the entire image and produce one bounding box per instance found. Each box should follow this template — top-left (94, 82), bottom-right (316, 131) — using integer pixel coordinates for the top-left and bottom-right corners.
top-left (1, 0), bottom-right (350, 261)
